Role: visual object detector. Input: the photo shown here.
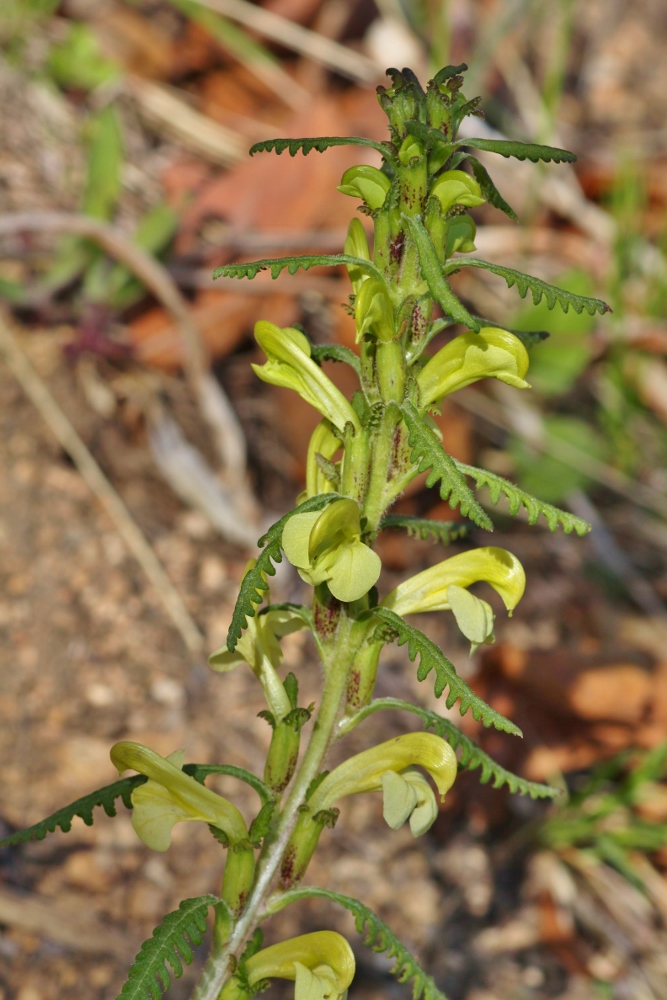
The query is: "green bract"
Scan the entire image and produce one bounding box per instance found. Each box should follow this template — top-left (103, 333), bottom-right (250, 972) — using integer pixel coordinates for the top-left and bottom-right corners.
top-left (282, 498), bottom-right (381, 603)
top-left (417, 327), bottom-right (530, 405)
top-left (430, 169), bottom-right (485, 213)
top-left (252, 321), bottom-right (360, 434)
top-left (337, 165), bottom-right (391, 210)
top-left (110, 743), bottom-right (249, 850)
top-left (354, 277), bottom-right (395, 343)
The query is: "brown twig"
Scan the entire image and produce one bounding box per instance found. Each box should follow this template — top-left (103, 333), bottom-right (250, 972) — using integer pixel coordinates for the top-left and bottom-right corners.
top-left (0, 314), bottom-right (206, 654)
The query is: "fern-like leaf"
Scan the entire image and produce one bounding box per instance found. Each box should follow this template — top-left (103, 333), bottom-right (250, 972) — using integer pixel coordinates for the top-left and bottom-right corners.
top-left (401, 400), bottom-right (493, 530)
top-left (117, 895), bottom-right (220, 1000)
top-left (467, 158), bottom-right (518, 222)
top-left (402, 215), bottom-right (480, 331)
top-left (273, 888), bottom-right (448, 1000)
top-left (227, 493), bottom-right (341, 652)
top-left (445, 258), bottom-right (611, 316)
top-left (310, 343), bottom-right (361, 376)
top-left (454, 137), bottom-right (577, 164)
top-left (373, 608), bottom-right (521, 734)
top-left (213, 254), bottom-right (385, 285)
top-left (453, 461), bottom-right (591, 535)
top-left (352, 698), bottom-right (559, 798)
top-left (249, 136), bottom-right (397, 167)
top-left (379, 515), bottom-right (470, 545)
top-left (0, 776), bottom-right (144, 848)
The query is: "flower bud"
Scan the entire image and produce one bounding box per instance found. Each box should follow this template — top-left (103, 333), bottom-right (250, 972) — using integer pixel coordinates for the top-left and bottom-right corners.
top-left (354, 278), bottom-right (395, 344)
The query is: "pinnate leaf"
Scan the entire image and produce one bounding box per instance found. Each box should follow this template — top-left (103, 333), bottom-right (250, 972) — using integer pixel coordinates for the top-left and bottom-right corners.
top-left (467, 158), bottom-right (518, 221)
top-left (249, 136), bottom-right (397, 166)
top-left (117, 895), bottom-right (220, 1000)
top-left (454, 138), bottom-right (577, 163)
top-left (373, 608), bottom-right (521, 734)
top-left (401, 401), bottom-right (493, 530)
top-left (213, 255), bottom-right (385, 284)
top-left (310, 343), bottom-right (361, 376)
top-left (402, 215), bottom-right (481, 331)
top-left (273, 887), bottom-right (448, 1000)
top-left (379, 515), bottom-right (470, 545)
top-left (446, 258), bottom-right (611, 316)
top-left (453, 461), bottom-right (591, 535)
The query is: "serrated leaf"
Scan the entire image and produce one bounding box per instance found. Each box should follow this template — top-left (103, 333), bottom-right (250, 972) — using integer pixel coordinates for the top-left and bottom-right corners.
top-left (454, 138), bottom-right (577, 164)
top-left (351, 698), bottom-right (558, 798)
top-left (446, 259), bottom-right (611, 316)
top-left (379, 515), bottom-right (470, 545)
top-left (453, 461), bottom-right (591, 535)
top-left (373, 608), bottom-right (521, 734)
top-left (249, 136), bottom-right (397, 167)
top-left (272, 888), bottom-right (448, 1000)
top-left (310, 343), bottom-right (361, 376)
top-left (0, 776), bottom-right (144, 849)
top-left (117, 895), bottom-right (219, 1000)
top-left (187, 764), bottom-right (274, 808)
top-left (404, 120), bottom-right (451, 152)
top-left (401, 401), bottom-right (493, 530)
top-left (467, 158), bottom-right (518, 222)
top-left (227, 494), bottom-right (342, 652)
top-left (213, 254), bottom-right (385, 284)
top-left (402, 215), bottom-right (481, 331)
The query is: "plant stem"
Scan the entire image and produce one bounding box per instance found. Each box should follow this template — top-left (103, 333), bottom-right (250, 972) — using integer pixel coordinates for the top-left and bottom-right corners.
top-left (363, 404), bottom-right (400, 532)
top-left (191, 614), bottom-right (358, 1000)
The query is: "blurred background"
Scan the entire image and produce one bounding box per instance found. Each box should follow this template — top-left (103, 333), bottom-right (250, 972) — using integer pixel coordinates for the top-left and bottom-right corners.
top-left (1, 1), bottom-right (667, 998)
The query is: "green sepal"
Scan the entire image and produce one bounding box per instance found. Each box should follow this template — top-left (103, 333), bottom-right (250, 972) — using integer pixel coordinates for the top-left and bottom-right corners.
top-left (116, 895), bottom-right (220, 1000)
top-left (209, 824), bottom-right (231, 847)
top-left (283, 671), bottom-right (299, 710)
top-left (310, 343), bottom-right (361, 376)
top-left (249, 801), bottom-right (276, 846)
top-left (227, 494), bottom-right (342, 653)
top-left (315, 452), bottom-right (340, 488)
top-left (249, 136), bottom-right (398, 168)
top-left (283, 705), bottom-right (314, 733)
top-left (269, 888), bottom-right (448, 1000)
top-left (402, 215), bottom-right (480, 331)
top-left (401, 400), bottom-right (493, 530)
top-left (453, 461), bottom-right (591, 535)
top-left (379, 515), bottom-right (470, 545)
top-left (214, 254), bottom-right (385, 285)
top-left (372, 608), bottom-right (521, 734)
top-left (258, 710), bottom-right (277, 730)
top-left (453, 137), bottom-right (577, 164)
top-left (445, 258), bottom-right (611, 316)
top-left (467, 158), bottom-right (518, 222)
top-left (346, 699), bottom-right (558, 798)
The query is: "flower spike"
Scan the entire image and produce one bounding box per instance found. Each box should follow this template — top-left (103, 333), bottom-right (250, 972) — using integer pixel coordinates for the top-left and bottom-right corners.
top-left (417, 327), bottom-right (530, 406)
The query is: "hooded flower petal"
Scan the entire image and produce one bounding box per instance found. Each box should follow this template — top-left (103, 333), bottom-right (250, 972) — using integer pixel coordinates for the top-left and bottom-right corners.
top-left (110, 742), bottom-right (248, 850)
top-left (245, 932), bottom-right (355, 1000)
top-left (252, 321), bottom-right (360, 434)
top-left (337, 165), bottom-right (391, 210)
top-left (417, 328), bottom-right (530, 406)
top-left (446, 583), bottom-right (495, 653)
top-left (381, 546), bottom-right (526, 618)
top-left (430, 170), bottom-right (485, 213)
top-left (283, 499), bottom-right (381, 603)
top-left (354, 278), bottom-right (395, 344)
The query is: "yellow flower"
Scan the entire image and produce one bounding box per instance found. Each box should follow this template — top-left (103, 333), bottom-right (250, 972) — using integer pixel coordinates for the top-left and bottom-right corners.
top-left (429, 169), bottom-right (485, 213)
top-left (337, 165), bottom-right (391, 210)
top-left (417, 328), bottom-right (530, 406)
top-left (343, 218), bottom-right (371, 294)
top-left (252, 322), bottom-right (360, 435)
top-left (110, 742), bottom-right (248, 851)
top-left (305, 420), bottom-right (342, 499)
top-left (244, 932), bottom-right (355, 1000)
top-left (381, 546), bottom-right (526, 651)
top-left (354, 278), bottom-right (395, 343)
top-left (282, 498), bottom-right (381, 603)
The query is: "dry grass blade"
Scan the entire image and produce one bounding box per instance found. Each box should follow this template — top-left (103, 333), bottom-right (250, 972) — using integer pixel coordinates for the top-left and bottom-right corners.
top-left (0, 314), bottom-right (206, 654)
top-left (186, 0), bottom-right (381, 82)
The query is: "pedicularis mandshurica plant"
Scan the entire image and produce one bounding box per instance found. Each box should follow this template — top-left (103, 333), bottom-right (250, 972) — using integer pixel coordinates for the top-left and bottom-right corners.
top-left (4, 67), bottom-right (611, 1000)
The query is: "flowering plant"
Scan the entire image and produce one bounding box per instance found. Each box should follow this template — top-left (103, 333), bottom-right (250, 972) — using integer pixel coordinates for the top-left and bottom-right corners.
top-left (3, 65), bottom-right (609, 1000)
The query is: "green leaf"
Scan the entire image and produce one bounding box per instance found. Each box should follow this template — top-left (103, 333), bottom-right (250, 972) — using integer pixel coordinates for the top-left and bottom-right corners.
top-left (349, 698), bottom-right (558, 798)
top-left (379, 515), bottom-right (470, 545)
top-left (48, 23), bottom-right (120, 91)
top-left (186, 764), bottom-right (274, 808)
top-left (454, 138), bottom-right (577, 164)
top-left (467, 158), bottom-right (518, 222)
top-left (453, 460), bottom-right (591, 535)
top-left (402, 215), bottom-right (481, 331)
top-left (372, 608), bottom-right (521, 734)
top-left (445, 259), bottom-right (611, 316)
top-left (213, 254), bottom-right (385, 285)
top-left (271, 888), bottom-right (448, 1000)
top-left (310, 343), bottom-right (361, 376)
top-left (400, 401), bottom-right (493, 530)
top-left (227, 494), bottom-right (342, 652)
top-left (404, 120), bottom-right (451, 152)
top-left (0, 776), bottom-right (144, 849)
top-left (83, 106), bottom-right (123, 221)
top-left (117, 895), bottom-right (219, 1000)
top-left (248, 801), bottom-right (276, 845)
top-left (249, 136), bottom-right (397, 167)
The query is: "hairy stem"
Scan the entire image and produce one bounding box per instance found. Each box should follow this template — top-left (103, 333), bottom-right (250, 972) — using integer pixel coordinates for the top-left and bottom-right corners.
top-left (191, 613), bottom-right (358, 1000)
